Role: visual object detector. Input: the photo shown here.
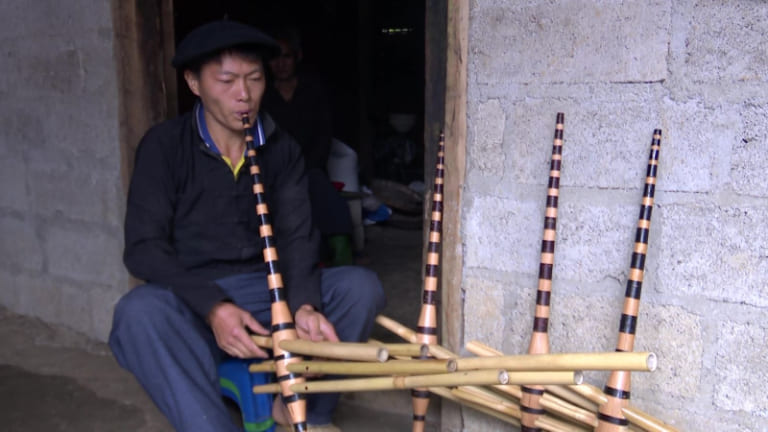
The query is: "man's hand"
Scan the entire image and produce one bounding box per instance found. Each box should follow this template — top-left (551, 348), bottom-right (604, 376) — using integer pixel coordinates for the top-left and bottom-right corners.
top-left (208, 302), bottom-right (270, 359)
top-left (294, 305), bottom-right (339, 342)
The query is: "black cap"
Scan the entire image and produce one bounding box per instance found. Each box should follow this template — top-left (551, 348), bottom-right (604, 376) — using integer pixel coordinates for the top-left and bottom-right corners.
top-left (171, 20), bottom-right (281, 69)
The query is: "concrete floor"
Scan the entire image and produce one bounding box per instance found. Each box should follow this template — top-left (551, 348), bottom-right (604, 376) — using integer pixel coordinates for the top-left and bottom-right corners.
top-left (0, 224), bottom-right (441, 432)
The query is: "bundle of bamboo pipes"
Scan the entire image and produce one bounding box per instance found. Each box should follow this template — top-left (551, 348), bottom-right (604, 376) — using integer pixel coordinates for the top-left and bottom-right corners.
top-left (244, 114), bottom-right (678, 431)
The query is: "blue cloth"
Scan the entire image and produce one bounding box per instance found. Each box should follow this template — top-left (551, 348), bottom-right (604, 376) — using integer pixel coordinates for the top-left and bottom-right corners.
top-left (110, 266), bottom-right (385, 431)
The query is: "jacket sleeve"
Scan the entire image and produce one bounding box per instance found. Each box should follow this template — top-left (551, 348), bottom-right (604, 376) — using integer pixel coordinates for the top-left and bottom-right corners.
top-left (267, 132), bottom-right (323, 314)
top-left (123, 127), bottom-right (229, 319)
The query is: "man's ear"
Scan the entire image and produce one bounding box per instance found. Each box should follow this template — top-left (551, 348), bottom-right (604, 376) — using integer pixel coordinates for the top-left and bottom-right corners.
top-left (184, 70), bottom-right (201, 96)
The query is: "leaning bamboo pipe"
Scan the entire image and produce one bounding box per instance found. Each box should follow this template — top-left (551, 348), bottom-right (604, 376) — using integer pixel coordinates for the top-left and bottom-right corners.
top-left (368, 340), bottom-right (429, 358)
top-left (411, 131), bottom-right (447, 432)
top-left (290, 370), bottom-right (581, 394)
top-left (523, 112), bottom-right (565, 432)
top-left (452, 387), bottom-right (588, 432)
top-left (453, 351), bottom-right (656, 372)
top-left (278, 340), bottom-right (389, 362)
top-left (287, 359), bottom-right (454, 376)
top-left (597, 129), bottom-right (661, 432)
top-left (466, 340), bottom-right (598, 427)
top-left (569, 384), bottom-right (679, 432)
top-left (431, 386), bottom-right (522, 427)
top-left (242, 114), bottom-right (306, 432)
top-left (375, 315), bottom-right (456, 359)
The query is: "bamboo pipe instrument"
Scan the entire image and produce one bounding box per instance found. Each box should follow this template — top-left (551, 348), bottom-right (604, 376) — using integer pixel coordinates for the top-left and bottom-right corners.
top-left (289, 370), bottom-right (581, 394)
top-left (523, 112), bottom-right (565, 432)
top-left (597, 129), bottom-right (662, 432)
top-left (253, 335), bottom-right (425, 359)
top-left (375, 315), bottom-right (456, 359)
top-left (248, 361), bottom-right (277, 373)
top-left (466, 340), bottom-right (598, 427)
top-left (453, 351), bottom-right (656, 372)
top-left (430, 386), bottom-right (522, 427)
top-left (277, 340), bottom-right (389, 362)
top-left (242, 114), bottom-right (307, 431)
top-left (568, 384), bottom-right (679, 432)
top-left (412, 131), bottom-right (447, 432)
top-left (286, 359), bottom-right (454, 376)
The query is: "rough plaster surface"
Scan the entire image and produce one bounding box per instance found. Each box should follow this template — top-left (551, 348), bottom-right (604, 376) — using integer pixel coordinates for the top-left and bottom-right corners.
top-left (715, 321), bottom-right (768, 413)
top-left (470, 0), bottom-right (670, 84)
top-left (469, 99), bottom-right (506, 177)
top-left (0, 0), bottom-right (125, 341)
top-left (656, 204), bottom-right (768, 308)
top-left (732, 104), bottom-right (768, 197)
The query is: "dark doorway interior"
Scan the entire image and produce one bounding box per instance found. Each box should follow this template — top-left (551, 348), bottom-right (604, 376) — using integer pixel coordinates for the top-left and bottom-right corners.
top-left (172, 0), bottom-right (426, 185)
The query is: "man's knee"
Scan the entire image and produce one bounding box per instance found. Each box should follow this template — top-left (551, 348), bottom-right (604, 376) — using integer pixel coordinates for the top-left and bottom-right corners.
top-left (109, 285), bottom-right (183, 352)
top-left (326, 266), bottom-right (386, 315)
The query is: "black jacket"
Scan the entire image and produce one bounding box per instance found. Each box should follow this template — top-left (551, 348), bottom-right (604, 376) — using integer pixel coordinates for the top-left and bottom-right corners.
top-left (123, 111), bottom-right (322, 318)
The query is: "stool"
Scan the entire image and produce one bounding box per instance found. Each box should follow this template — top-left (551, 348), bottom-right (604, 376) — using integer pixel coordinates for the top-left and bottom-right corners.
top-left (218, 358), bottom-right (276, 432)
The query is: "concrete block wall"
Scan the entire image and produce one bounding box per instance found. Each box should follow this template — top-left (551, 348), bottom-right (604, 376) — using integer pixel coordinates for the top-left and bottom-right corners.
top-left (461, 0), bottom-right (768, 430)
top-left (0, 0), bottom-right (128, 341)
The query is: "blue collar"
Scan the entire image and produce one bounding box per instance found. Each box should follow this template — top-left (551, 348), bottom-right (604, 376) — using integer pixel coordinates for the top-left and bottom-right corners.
top-left (194, 101), bottom-right (266, 154)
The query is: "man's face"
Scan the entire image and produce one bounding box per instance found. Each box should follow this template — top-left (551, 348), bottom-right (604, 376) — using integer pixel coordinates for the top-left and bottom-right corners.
top-left (185, 53), bottom-right (266, 134)
top-left (269, 40), bottom-right (299, 81)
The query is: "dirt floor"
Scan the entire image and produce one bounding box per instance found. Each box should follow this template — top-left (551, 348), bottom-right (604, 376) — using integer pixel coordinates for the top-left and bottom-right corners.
top-left (0, 224), bottom-right (442, 432)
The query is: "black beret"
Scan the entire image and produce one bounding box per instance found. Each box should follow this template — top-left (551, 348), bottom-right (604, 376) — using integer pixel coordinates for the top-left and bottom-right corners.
top-left (171, 20), bottom-right (281, 69)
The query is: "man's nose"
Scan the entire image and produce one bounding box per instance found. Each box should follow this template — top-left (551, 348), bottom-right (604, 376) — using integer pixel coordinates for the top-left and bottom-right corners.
top-left (237, 79), bottom-right (250, 101)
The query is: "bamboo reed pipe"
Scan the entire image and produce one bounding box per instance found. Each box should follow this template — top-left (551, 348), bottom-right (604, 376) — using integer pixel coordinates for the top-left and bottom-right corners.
top-left (451, 387), bottom-right (522, 419)
top-left (290, 369), bottom-right (509, 393)
top-left (286, 359), bottom-right (454, 376)
top-left (278, 340), bottom-right (389, 363)
top-left (248, 361), bottom-right (277, 373)
top-left (536, 415), bottom-right (591, 432)
top-left (466, 340), bottom-right (598, 426)
top-left (621, 408), bottom-right (680, 432)
top-left (376, 315), bottom-right (418, 343)
top-left (453, 351), bottom-right (656, 372)
top-left (432, 386), bottom-right (521, 427)
top-left (252, 383), bottom-right (282, 394)
top-left (368, 341), bottom-right (429, 358)
top-left (250, 334), bottom-right (273, 349)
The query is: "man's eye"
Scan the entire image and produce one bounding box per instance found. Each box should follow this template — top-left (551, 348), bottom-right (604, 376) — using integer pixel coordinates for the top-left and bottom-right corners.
top-left (218, 79), bottom-right (234, 84)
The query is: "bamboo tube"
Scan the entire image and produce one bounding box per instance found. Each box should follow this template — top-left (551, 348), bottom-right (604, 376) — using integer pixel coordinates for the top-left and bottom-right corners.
top-left (286, 359), bottom-right (453, 376)
top-left (467, 341), bottom-right (599, 412)
top-left (250, 334), bottom-right (273, 349)
top-left (466, 340), bottom-right (598, 426)
top-left (278, 340), bottom-right (389, 363)
top-left (453, 351), bottom-right (656, 372)
top-left (432, 386), bottom-right (521, 427)
top-left (621, 408), bottom-right (680, 432)
top-left (452, 387), bottom-right (522, 419)
top-left (248, 361), bottom-right (277, 373)
top-left (368, 341), bottom-right (429, 358)
top-left (243, 114), bottom-right (306, 431)
top-left (376, 314), bottom-right (418, 343)
top-left (568, 383), bottom-right (608, 405)
top-left (291, 370), bottom-right (509, 393)
top-left (536, 415), bottom-right (590, 432)
top-left (597, 129), bottom-right (662, 432)
top-left (546, 385), bottom-right (600, 412)
top-left (252, 383), bottom-right (282, 394)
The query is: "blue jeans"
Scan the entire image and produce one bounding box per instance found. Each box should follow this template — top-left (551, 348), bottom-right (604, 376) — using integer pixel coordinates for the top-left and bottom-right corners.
top-left (109, 266), bottom-right (386, 432)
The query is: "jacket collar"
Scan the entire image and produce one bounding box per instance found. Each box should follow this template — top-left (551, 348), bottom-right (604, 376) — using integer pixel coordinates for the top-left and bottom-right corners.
top-left (193, 101), bottom-right (276, 153)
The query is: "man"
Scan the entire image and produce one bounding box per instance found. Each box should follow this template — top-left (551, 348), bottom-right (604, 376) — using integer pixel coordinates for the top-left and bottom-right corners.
top-left (109, 20), bottom-right (385, 432)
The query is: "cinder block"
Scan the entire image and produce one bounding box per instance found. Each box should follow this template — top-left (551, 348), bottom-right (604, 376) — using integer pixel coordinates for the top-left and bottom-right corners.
top-left (463, 276), bottom-right (507, 350)
top-left (656, 204), bottom-right (768, 307)
top-left (555, 201), bottom-right (638, 283)
top-left (470, 0), bottom-right (670, 84)
top-left (731, 105), bottom-right (768, 197)
top-left (633, 305), bottom-right (703, 398)
top-left (464, 197), bottom-right (541, 275)
top-left (0, 216), bottom-right (43, 272)
top-left (28, 162), bottom-right (122, 226)
top-left (661, 98), bottom-right (739, 193)
top-left (679, 1), bottom-right (768, 85)
top-left (715, 321), bottom-right (768, 412)
top-left (43, 225), bottom-right (123, 286)
top-left (0, 0), bottom-right (111, 40)
top-left (508, 99), bottom-right (662, 189)
top-left (468, 98), bottom-right (506, 178)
